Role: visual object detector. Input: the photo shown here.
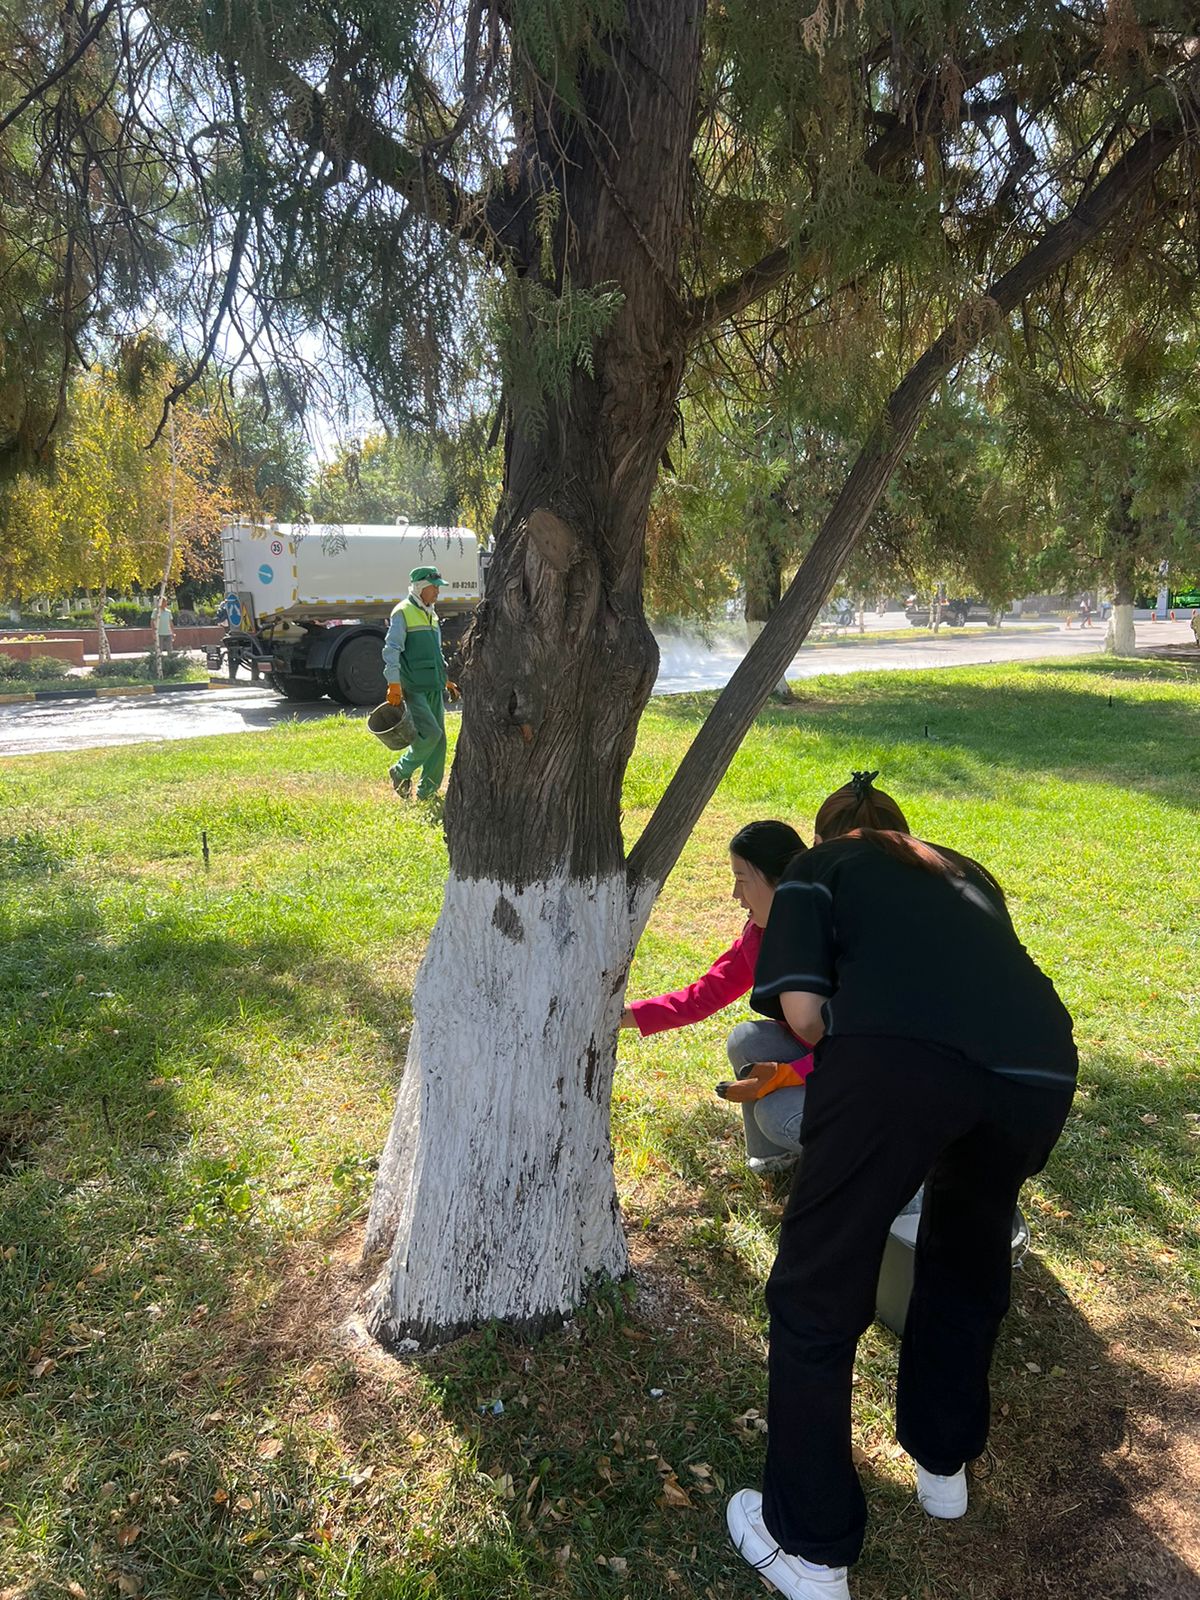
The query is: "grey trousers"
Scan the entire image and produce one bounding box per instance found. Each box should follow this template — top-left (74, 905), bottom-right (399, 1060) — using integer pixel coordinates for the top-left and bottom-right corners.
top-left (727, 1019), bottom-right (809, 1162)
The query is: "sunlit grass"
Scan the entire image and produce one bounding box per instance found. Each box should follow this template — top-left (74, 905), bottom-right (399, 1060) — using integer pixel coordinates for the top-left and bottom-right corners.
top-left (1, 656), bottom-right (1197, 1599)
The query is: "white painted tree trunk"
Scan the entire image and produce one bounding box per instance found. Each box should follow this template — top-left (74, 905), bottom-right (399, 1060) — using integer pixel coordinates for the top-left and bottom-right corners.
top-left (1104, 602), bottom-right (1136, 656)
top-left (364, 871), bottom-right (652, 1348)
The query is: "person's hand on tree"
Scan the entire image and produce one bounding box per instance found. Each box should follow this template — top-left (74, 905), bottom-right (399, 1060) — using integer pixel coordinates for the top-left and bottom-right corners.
top-left (445, 680), bottom-right (461, 702)
top-left (619, 1007), bottom-right (637, 1029)
top-left (386, 682), bottom-right (404, 707)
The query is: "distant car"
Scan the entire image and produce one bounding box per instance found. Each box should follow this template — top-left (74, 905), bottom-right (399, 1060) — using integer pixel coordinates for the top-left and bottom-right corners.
top-left (904, 595), bottom-right (999, 627)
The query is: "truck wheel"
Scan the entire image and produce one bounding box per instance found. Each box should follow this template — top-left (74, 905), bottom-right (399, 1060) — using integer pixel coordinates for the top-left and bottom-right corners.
top-left (334, 635), bottom-right (387, 707)
top-left (272, 673), bottom-right (325, 702)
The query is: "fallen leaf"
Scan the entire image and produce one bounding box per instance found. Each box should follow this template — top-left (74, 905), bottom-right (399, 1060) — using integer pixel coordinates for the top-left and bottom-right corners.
top-left (660, 1474), bottom-right (692, 1509)
top-left (66, 1583), bottom-right (88, 1599)
top-left (116, 1576), bottom-right (142, 1597)
top-left (348, 1464), bottom-right (374, 1490)
top-left (114, 1524), bottom-right (141, 1549)
top-left (162, 1450), bottom-right (191, 1467)
top-left (608, 1556), bottom-right (628, 1575)
top-left (30, 1357), bottom-right (56, 1379)
top-left (554, 1544), bottom-right (571, 1569)
top-left (235, 1495), bottom-right (255, 1512)
top-left (256, 1437), bottom-right (284, 1461)
top-left (98, 1482), bottom-right (118, 1500)
top-left (212, 1489), bottom-right (229, 1505)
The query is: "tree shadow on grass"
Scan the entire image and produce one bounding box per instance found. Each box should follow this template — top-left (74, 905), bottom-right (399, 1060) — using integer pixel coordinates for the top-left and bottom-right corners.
top-left (648, 658), bottom-right (1200, 815)
top-left (1, 841), bottom-right (407, 1139)
top-left (645, 1095), bottom-right (1200, 1598)
top-left (0, 846), bottom-right (414, 1598)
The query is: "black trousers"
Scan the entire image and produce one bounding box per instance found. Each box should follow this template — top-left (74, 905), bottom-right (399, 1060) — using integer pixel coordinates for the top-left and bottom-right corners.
top-left (761, 1035), bottom-right (1074, 1568)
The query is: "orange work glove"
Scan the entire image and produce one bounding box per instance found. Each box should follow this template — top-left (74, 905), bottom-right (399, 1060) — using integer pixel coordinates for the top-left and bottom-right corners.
top-left (386, 682), bottom-right (404, 707)
top-left (445, 680), bottom-right (461, 702)
top-left (714, 1061), bottom-right (803, 1103)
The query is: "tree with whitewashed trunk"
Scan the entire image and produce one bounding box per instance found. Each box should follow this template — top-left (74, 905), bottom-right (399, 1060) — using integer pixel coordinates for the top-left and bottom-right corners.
top-left (11, 0), bottom-right (1200, 1343)
top-left (363, 110), bottom-right (1200, 1347)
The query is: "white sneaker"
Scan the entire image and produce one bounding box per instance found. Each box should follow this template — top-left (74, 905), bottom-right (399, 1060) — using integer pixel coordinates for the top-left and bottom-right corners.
top-left (726, 1490), bottom-right (851, 1600)
top-left (915, 1463), bottom-right (968, 1518)
top-left (747, 1153), bottom-right (800, 1175)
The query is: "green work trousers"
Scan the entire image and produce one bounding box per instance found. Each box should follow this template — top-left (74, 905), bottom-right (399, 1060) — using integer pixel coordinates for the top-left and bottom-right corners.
top-left (389, 686), bottom-right (446, 798)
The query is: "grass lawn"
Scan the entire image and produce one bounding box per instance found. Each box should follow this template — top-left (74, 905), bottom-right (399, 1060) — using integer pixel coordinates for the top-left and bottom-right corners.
top-left (1, 657), bottom-right (1197, 1600)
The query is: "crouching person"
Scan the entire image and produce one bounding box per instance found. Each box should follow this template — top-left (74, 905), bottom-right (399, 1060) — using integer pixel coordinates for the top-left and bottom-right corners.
top-left (621, 820), bottom-right (812, 1171)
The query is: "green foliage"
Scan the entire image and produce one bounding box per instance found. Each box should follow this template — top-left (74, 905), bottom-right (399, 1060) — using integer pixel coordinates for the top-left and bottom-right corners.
top-left (104, 600), bottom-right (154, 627)
top-left (0, 662), bottom-right (1196, 1598)
top-left (0, 653), bottom-right (72, 681)
top-left (91, 651), bottom-right (196, 681)
top-left (309, 427), bottom-right (497, 533)
top-left (487, 277), bottom-right (625, 436)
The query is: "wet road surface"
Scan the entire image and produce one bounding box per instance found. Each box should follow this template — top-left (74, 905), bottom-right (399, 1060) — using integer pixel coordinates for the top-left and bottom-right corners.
top-left (2, 620), bottom-right (1192, 759)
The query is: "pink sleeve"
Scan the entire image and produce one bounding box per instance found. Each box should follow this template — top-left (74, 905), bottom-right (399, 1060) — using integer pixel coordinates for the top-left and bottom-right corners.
top-left (630, 923), bottom-right (758, 1035)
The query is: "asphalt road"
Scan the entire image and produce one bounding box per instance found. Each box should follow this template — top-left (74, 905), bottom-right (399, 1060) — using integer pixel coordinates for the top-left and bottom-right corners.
top-left (1, 619), bottom-right (1193, 759)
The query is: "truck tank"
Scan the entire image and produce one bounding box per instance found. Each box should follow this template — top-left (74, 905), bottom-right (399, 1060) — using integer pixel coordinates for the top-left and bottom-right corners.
top-left (218, 521), bottom-right (484, 705)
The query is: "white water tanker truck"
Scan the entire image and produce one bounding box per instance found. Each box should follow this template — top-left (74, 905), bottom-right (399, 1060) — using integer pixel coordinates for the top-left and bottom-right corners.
top-left (210, 519), bottom-right (485, 705)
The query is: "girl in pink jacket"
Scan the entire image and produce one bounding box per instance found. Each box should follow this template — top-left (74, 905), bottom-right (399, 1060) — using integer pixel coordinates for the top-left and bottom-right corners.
top-left (621, 820), bottom-right (813, 1172)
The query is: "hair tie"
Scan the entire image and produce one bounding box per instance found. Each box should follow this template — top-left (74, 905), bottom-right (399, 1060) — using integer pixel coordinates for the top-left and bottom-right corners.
top-left (850, 769), bottom-right (880, 803)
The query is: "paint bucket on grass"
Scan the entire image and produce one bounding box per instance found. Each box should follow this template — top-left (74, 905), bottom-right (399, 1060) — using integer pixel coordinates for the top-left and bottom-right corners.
top-left (876, 1203), bottom-right (1030, 1337)
top-left (367, 700), bottom-right (417, 752)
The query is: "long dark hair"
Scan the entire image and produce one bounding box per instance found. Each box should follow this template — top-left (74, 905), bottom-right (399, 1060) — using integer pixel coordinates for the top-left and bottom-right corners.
top-left (816, 773), bottom-right (1006, 904)
top-left (728, 820), bottom-right (806, 884)
top-left (814, 771), bottom-right (910, 839)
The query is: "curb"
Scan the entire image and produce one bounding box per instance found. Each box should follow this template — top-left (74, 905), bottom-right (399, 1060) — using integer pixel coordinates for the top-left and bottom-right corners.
top-left (0, 679), bottom-right (222, 706)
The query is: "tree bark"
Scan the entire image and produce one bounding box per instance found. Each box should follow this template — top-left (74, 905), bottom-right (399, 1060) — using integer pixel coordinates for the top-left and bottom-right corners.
top-left (744, 515), bottom-right (790, 696)
top-left (1104, 489), bottom-right (1138, 657)
top-left (365, 0), bottom-right (702, 1347)
top-left (96, 583), bottom-right (110, 662)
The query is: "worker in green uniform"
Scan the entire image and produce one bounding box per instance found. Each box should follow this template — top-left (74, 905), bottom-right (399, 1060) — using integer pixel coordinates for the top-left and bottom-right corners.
top-left (381, 565), bottom-right (458, 801)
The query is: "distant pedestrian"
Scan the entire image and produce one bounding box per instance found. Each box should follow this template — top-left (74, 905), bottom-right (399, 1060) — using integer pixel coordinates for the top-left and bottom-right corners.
top-left (381, 565), bottom-right (459, 803)
top-left (1077, 594), bottom-right (1093, 628)
top-left (153, 596), bottom-right (174, 648)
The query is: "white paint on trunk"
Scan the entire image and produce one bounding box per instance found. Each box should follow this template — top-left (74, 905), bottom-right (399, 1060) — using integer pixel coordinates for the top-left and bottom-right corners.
top-left (365, 871), bottom-right (655, 1347)
top-left (1104, 603), bottom-right (1136, 656)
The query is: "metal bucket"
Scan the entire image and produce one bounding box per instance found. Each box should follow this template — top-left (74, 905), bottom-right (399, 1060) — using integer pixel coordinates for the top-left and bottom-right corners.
top-left (367, 700), bottom-right (417, 752)
top-left (876, 1202), bottom-right (1030, 1337)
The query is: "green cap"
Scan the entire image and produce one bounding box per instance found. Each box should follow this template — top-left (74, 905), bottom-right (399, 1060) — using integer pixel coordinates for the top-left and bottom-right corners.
top-left (410, 565), bottom-right (446, 586)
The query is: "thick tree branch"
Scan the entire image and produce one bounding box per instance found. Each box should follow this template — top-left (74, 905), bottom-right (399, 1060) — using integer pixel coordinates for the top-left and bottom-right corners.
top-left (0, 0), bottom-right (120, 138)
top-left (283, 75), bottom-right (526, 261)
top-left (629, 100), bottom-right (1194, 890)
top-left (682, 35), bottom-right (1098, 338)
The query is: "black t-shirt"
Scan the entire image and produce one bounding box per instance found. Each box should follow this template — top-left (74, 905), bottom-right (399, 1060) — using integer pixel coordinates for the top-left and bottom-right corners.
top-left (751, 835), bottom-right (1077, 1088)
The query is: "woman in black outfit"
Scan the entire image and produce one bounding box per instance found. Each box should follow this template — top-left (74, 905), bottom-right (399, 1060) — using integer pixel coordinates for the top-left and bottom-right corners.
top-left (726, 773), bottom-right (1077, 1600)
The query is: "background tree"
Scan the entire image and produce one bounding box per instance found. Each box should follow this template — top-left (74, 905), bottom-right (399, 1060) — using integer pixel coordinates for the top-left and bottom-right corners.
top-left (0, 371), bottom-right (223, 642)
top-left (999, 296), bottom-right (1200, 655)
top-left (12, 0), bottom-right (1200, 1344)
top-left (308, 423), bottom-right (498, 534)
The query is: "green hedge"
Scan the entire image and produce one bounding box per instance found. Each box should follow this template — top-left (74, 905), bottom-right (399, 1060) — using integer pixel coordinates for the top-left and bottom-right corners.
top-left (0, 654), bottom-right (73, 682)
